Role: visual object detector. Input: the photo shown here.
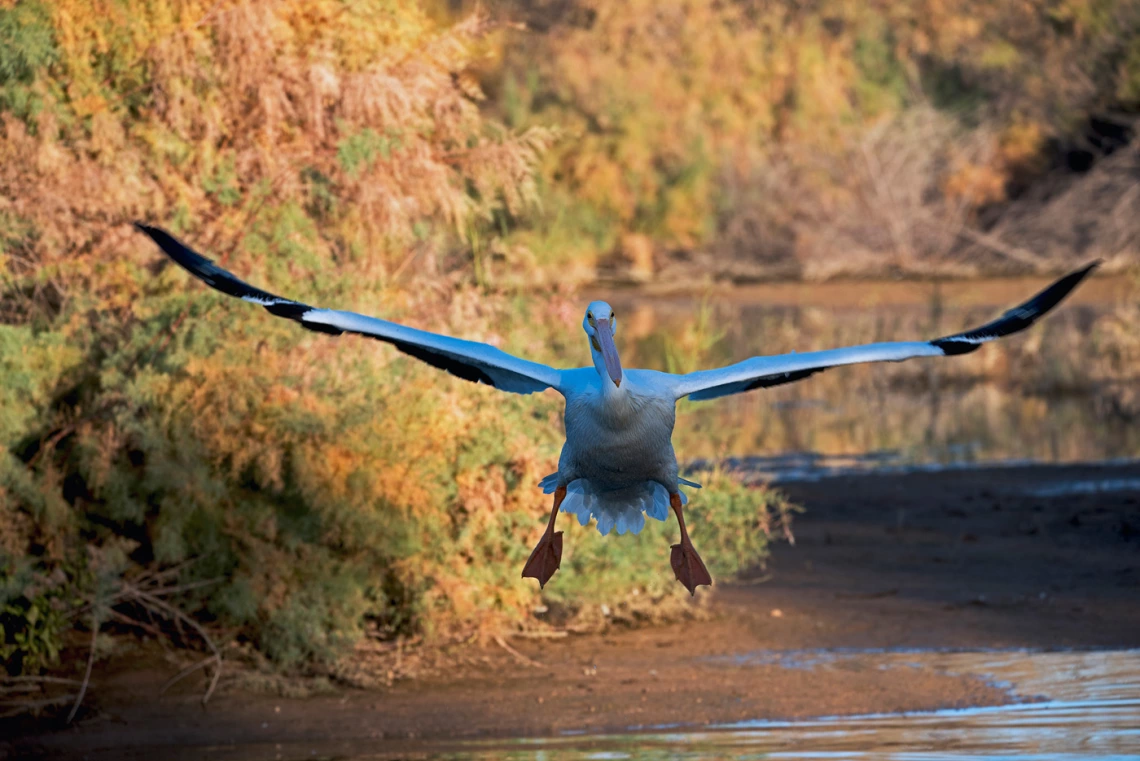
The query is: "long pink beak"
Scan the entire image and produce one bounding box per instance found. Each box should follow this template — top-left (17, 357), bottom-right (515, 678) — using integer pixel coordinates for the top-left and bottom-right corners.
top-left (595, 319), bottom-right (622, 388)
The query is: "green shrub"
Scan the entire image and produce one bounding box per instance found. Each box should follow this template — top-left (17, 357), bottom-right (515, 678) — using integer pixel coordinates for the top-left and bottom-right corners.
top-left (1, 561), bottom-right (71, 675)
top-left (0, 0), bottom-right (801, 679)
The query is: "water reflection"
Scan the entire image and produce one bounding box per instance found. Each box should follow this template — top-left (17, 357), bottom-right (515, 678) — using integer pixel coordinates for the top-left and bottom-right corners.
top-left (1024, 477), bottom-right (1140, 497)
top-left (600, 276), bottom-right (1140, 467)
top-left (429, 649), bottom-right (1140, 760)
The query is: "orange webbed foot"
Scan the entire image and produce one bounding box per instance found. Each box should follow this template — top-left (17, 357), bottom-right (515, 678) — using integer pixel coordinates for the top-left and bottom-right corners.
top-left (670, 541), bottom-right (713, 596)
top-left (522, 531), bottom-right (563, 589)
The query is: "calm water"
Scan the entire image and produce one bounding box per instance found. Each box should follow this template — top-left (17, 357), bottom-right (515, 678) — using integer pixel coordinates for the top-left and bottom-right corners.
top-left (601, 276), bottom-right (1140, 469)
top-left (294, 648), bottom-right (1140, 760)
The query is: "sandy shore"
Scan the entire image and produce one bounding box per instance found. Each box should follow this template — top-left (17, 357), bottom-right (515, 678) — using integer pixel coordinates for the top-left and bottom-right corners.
top-left (6, 462), bottom-right (1139, 760)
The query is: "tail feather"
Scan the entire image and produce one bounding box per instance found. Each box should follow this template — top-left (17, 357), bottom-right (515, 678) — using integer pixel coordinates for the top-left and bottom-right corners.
top-left (537, 475), bottom-right (691, 536)
top-left (539, 472), bottom-right (560, 494)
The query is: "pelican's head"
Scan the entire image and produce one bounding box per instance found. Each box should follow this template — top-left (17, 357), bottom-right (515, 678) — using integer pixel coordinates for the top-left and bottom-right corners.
top-left (583, 301), bottom-right (622, 389)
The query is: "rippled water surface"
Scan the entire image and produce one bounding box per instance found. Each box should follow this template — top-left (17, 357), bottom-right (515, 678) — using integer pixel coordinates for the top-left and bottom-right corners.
top-left (417, 649), bottom-right (1140, 760)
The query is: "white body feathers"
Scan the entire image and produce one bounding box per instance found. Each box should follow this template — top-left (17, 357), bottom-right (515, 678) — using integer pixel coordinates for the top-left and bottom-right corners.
top-left (542, 368), bottom-right (700, 535)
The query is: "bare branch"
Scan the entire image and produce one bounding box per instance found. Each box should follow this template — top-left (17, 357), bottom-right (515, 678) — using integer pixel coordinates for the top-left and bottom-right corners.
top-left (492, 635), bottom-right (542, 668)
top-left (66, 614), bottom-right (99, 724)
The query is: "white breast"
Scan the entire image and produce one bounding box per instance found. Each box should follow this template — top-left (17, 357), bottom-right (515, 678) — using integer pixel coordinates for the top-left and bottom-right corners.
top-left (564, 373), bottom-right (676, 485)
top-left (545, 369), bottom-right (692, 535)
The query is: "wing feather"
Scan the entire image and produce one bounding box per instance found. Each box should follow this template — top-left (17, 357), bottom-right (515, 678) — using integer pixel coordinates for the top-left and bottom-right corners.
top-left (136, 224), bottom-right (563, 395)
top-left (673, 261), bottom-right (1099, 402)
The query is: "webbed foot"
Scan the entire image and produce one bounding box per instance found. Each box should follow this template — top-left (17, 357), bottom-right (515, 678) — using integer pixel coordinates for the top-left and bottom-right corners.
top-left (670, 541), bottom-right (712, 596)
top-left (522, 531), bottom-right (563, 589)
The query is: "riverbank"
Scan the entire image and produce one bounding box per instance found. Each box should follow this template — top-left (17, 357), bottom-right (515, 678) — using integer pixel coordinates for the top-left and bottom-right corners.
top-left (6, 461), bottom-right (1139, 761)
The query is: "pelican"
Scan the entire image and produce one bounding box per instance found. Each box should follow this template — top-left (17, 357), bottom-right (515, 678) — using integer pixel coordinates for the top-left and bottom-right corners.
top-left (136, 224), bottom-right (1098, 594)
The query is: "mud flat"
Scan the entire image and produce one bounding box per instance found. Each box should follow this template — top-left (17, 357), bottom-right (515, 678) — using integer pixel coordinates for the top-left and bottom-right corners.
top-left (5, 461), bottom-right (1139, 760)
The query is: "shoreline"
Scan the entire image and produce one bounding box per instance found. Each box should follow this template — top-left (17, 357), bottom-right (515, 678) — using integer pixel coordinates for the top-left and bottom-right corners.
top-left (594, 268), bottom-right (1135, 305)
top-left (6, 461), bottom-right (1139, 760)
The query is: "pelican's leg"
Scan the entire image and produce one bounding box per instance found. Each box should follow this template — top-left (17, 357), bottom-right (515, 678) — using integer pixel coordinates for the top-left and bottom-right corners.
top-left (522, 486), bottom-right (566, 589)
top-left (669, 493), bottom-right (713, 596)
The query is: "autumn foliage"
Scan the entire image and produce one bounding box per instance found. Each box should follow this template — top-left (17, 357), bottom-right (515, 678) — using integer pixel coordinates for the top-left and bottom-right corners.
top-left (496, 0), bottom-right (1140, 278)
top-left (0, 0), bottom-right (790, 683)
top-left (1, 0), bottom-right (1137, 685)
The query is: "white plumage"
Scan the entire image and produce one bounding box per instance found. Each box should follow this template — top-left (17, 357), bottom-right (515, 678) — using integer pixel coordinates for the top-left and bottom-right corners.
top-left (541, 464), bottom-right (701, 536)
top-left (136, 222), bottom-right (1098, 593)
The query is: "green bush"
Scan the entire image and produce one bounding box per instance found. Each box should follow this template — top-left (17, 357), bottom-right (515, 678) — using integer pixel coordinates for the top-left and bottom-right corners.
top-left (1, 561), bottom-right (70, 675)
top-left (0, 0), bottom-right (798, 679)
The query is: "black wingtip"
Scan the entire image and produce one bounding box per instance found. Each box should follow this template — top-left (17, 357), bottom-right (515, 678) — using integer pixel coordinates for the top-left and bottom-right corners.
top-left (134, 222), bottom-right (176, 251)
top-left (1061, 258), bottom-right (1101, 283)
top-left (133, 222), bottom-right (214, 277)
top-left (134, 222), bottom-right (169, 251)
top-left (931, 260), bottom-right (1100, 355)
top-left (1025, 259), bottom-right (1100, 316)
top-left (134, 222), bottom-right (296, 310)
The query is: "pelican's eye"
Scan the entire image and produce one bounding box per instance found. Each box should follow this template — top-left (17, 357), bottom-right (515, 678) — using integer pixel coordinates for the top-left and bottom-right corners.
top-left (587, 312), bottom-right (595, 327)
top-left (590, 336), bottom-right (601, 352)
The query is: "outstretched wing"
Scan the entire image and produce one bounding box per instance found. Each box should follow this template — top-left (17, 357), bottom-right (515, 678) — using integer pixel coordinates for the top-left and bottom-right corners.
top-left (137, 224), bottom-right (563, 395)
top-left (672, 262), bottom-right (1099, 402)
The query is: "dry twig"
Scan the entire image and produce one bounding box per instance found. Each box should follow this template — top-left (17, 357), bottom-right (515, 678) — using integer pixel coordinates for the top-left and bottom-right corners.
top-left (66, 614), bottom-right (99, 723)
top-left (0, 694), bottom-right (76, 719)
top-left (508, 630), bottom-right (569, 639)
top-left (122, 584), bottom-right (223, 704)
top-left (917, 213), bottom-right (1044, 270)
top-left (493, 635), bottom-right (542, 668)
top-left (1, 676), bottom-right (82, 686)
top-left (160, 656), bottom-right (218, 696)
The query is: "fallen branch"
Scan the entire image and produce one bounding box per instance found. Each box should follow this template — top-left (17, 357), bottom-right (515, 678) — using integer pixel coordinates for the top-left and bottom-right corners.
top-left (508, 630), bottom-right (570, 639)
top-left (493, 636), bottom-right (542, 668)
top-left (66, 613), bottom-right (99, 724)
top-left (159, 655), bottom-right (217, 696)
top-left (733, 574), bottom-right (774, 586)
top-left (0, 676), bottom-right (82, 686)
top-left (0, 694), bottom-right (76, 719)
top-left (131, 559), bottom-right (200, 588)
top-left (4, 565), bottom-right (226, 720)
top-left (916, 214), bottom-right (1045, 270)
top-left (139, 577), bottom-right (225, 597)
top-left (0, 685), bottom-right (42, 695)
top-left (123, 585), bottom-right (223, 704)
top-left (109, 609), bottom-right (166, 639)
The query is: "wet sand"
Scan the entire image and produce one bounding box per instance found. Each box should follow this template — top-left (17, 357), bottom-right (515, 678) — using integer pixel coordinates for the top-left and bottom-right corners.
top-left (6, 462), bottom-right (1139, 760)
